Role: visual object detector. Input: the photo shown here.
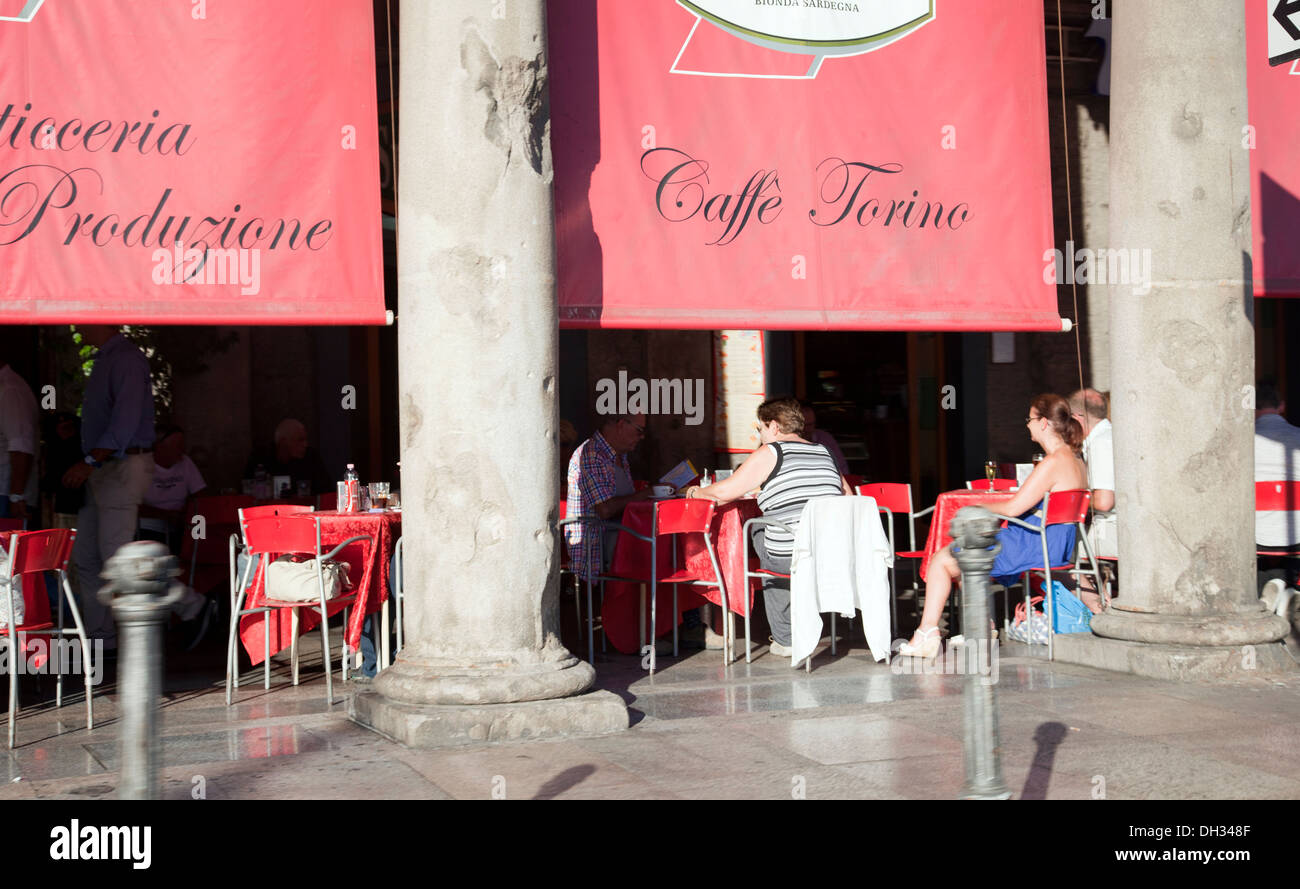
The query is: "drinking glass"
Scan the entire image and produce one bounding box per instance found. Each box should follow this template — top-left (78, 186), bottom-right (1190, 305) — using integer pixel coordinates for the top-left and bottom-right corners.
top-left (336, 481), bottom-right (350, 513)
top-left (369, 482), bottom-right (390, 510)
top-left (984, 460), bottom-right (997, 485)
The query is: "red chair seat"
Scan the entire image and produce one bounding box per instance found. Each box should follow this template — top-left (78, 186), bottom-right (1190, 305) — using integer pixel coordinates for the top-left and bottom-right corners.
top-left (5, 621), bottom-right (54, 633)
top-left (895, 550), bottom-right (925, 560)
top-left (660, 568), bottom-right (714, 585)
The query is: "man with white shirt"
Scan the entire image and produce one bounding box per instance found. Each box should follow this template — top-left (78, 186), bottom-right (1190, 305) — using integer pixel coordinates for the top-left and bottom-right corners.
top-left (0, 357), bottom-right (40, 522)
top-left (1069, 388), bottom-right (1114, 611)
top-left (1255, 381), bottom-right (1300, 547)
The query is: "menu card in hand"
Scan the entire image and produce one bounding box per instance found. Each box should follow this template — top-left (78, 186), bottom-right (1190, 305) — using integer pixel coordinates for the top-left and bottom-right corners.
top-left (659, 460), bottom-right (697, 491)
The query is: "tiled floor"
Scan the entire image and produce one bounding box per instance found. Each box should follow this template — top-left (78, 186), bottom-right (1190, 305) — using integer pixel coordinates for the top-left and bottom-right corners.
top-left (0, 635), bottom-right (1297, 799)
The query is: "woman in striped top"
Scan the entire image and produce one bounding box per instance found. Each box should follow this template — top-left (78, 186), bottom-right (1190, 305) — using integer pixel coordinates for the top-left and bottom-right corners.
top-left (684, 397), bottom-right (849, 656)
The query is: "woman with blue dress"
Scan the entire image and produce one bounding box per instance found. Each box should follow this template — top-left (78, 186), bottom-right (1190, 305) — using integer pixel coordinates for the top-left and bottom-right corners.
top-left (899, 393), bottom-right (1088, 658)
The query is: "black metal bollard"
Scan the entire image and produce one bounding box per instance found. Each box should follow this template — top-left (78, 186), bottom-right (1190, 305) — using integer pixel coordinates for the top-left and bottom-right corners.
top-left (98, 541), bottom-right (184, 800)
top-left (950, 505), bottom-right (1012, 800)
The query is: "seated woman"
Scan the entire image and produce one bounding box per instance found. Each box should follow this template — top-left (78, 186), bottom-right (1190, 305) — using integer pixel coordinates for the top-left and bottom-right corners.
top-left (900, 393), bottom-right (1088, 658)
top-left (684, 396), bottom-right (850, 657)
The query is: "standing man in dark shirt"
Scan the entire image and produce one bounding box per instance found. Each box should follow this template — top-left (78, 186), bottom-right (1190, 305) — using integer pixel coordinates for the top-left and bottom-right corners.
top-left (62, 326), bottom-right (155, 650)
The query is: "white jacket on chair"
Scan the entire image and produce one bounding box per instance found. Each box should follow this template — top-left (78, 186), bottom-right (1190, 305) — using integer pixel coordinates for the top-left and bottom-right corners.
top-left (790, 496), bottom-right (893, 667)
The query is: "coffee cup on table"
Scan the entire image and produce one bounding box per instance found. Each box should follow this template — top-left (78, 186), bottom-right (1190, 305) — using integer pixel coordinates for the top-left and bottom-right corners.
top-left (652, 485), bottom-right (673, 498)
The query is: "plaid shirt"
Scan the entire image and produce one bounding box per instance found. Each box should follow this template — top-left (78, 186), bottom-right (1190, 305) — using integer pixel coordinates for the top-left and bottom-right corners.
top-left (565, 431), bottom-right (631, 580)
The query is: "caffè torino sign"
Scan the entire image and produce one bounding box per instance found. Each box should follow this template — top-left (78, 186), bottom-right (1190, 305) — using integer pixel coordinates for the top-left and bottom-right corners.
top-left (676, 0), bottom-right (934, 69)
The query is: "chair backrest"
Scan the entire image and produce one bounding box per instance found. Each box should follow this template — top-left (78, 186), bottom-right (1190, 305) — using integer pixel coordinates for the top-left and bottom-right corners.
top-left (0, 518), bottom-right (24, 533)
top-left (844, 474), bottom-right (866, 490)
top-left (190, 494), bottom-right (255, 526)
top-left (241, 503), bottom-right (315, 522)
top-left (857, 482), bottom-right (913, 515)
top-left (241, 514), bottom-right (320, 557)
top-left (1043, 489), bottom-right (1091, 525)
top-left (558, 499), bottom-right (567, 520)
top-left (7, 528), bottom-right (76, 576)
top-left (653, 498), bottom-right (715, 536)
top-left (967, 478), bottom-right (1017, 491)
top-left (180, 494), bottom-right (255, 565)
top-left (1256, 481), bottom-right (1300, 511)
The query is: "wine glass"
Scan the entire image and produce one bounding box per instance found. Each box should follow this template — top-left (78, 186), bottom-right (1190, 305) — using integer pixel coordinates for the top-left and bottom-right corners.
top-left (984, 460), bottom-right (997, 487)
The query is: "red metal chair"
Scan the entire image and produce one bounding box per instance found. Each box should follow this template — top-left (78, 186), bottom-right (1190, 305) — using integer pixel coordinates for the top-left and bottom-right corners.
top-left (737, 513), bottom-right (855, 671)
top-left (650, 499), bottom-right (731, 670)
top-left (225, 513), bottom-right (373, 705)
top-left (739, 515), bottom-right (793, 665)
top-left (857, 483), bottom-right (935, 636)
top-left (1, 529), bottom-right (95, 748)
top-left (1004, 488), bottom-right (1100, 660)
top-left (0, 519), bottom-right (24, 532)
top-left (967, 478), bottom-right (1018, 491)
top-left (179, 494), bottom-right (253, 602)
top-left (557, 511), bottom-right (634, 665)
top-left (556, 500), bottom-right (587, 651)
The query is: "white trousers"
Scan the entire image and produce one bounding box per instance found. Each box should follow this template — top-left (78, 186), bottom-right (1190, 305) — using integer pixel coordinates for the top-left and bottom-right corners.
top-left (71, 453), bottom-right (155, 642)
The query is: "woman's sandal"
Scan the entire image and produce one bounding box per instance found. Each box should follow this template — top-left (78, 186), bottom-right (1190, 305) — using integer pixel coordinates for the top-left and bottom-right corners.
top-left (897, 626), bottom-right (940, 658)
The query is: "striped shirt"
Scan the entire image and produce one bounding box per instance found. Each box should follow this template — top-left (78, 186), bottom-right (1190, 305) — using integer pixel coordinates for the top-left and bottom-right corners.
top-left (757, 441), bottom-right (843, 557)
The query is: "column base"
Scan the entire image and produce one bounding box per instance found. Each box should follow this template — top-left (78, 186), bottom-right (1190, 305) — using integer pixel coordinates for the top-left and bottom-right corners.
top-left (1052, 633), bottom-right (1298, 681)
top-left (349, 688), bottom-right (629, 748)
top-left (1091, 608), bottom-right (1289, 647)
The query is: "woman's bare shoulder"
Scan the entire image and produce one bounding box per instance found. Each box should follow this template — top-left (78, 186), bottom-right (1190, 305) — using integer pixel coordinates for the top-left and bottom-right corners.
top-left (1045, 450), bottom-right (1088, 491)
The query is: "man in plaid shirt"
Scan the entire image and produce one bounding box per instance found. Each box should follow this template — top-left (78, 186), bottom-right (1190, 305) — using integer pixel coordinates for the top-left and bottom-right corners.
top-left (565, 414), bottom-right (651, 580)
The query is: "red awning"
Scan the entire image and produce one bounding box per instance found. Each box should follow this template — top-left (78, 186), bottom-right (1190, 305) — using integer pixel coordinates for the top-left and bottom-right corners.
top-left (548, 0), bottom-right (1062, 331)
top-left (0, 0), bottom-right (384, 324)
top-left (1247, 2), bottom-right (1300, 299)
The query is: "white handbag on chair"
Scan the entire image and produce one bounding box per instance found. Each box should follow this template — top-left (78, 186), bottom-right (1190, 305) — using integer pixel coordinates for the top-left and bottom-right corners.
top-left (0, 551), bottom-right (22, 628)
top-left (265, 554), bottom-right (352, 603)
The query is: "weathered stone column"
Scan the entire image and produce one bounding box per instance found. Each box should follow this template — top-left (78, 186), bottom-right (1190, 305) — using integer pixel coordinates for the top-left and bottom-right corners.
top-left (1079, 1), bottom-right (1291, 677)
top-left (351, 0), bottom-right (628, 744)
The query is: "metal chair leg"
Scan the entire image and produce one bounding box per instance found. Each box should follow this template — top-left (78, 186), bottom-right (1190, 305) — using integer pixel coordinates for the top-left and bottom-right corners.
top-left (320, 603), bottom-right (334, 705)
top-left (7, 625), bottom-right (16, 748)
top-left (263, 614), bottom-right (271, 690)
top-left (649, 580), bottom-right (657, 675)
top-left (290, 609), bottom-right (300, 686)
top-left (586, 578), bottom-right (595, 665)
top-left (672, 588), bottom-right (678, 657)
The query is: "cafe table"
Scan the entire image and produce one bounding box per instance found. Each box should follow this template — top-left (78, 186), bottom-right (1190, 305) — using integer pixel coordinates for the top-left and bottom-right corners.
top-left (919, 489), bottom-right (1017, 580)
top-left (601, 497), bottom-right (762, 655)
top-left (238, 508), bottom-right (401, 666)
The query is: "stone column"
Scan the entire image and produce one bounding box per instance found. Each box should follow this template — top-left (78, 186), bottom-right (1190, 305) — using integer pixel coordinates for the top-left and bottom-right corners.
top-left (351, 0), bottom-right (627, 744)
top-left (1081, 1), bottom-right (1291, 677)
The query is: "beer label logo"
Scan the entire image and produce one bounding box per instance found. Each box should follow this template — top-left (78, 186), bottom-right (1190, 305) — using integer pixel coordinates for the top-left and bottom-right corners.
top-left (673, 0), bottom-right (935, 78)
top-left (0, 0), bottom-right (46, 23)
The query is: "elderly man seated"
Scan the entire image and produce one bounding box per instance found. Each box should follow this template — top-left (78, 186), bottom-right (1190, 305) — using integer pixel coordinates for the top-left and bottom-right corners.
top-left (1255, 380), bottom-right (1300, 621)
top-left (564, 413), bottom-right (721, 652)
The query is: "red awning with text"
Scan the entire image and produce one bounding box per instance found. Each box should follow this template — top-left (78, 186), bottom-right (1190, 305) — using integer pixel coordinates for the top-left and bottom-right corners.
top-left (0, 0), bottom-right (383, 324)
top-left (1247, 0), bottom-right (1300, 299)
top-left (548, 0), bottom-right (1062, 331)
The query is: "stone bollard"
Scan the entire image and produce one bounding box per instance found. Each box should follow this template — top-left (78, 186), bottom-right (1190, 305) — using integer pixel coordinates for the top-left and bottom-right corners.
top-left (98, 541), bottom-right (184, 800)
top-left (950, 505), bottom-right (1012, 800)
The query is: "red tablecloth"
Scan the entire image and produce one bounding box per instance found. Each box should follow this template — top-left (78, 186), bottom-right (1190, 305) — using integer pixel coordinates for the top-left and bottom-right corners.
top-left (239, 510), bottom-right (400, 664)
top-left (602, 498), bottom-right (762, 654)
top-left (919, 490), bottom-right (1016, 580)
